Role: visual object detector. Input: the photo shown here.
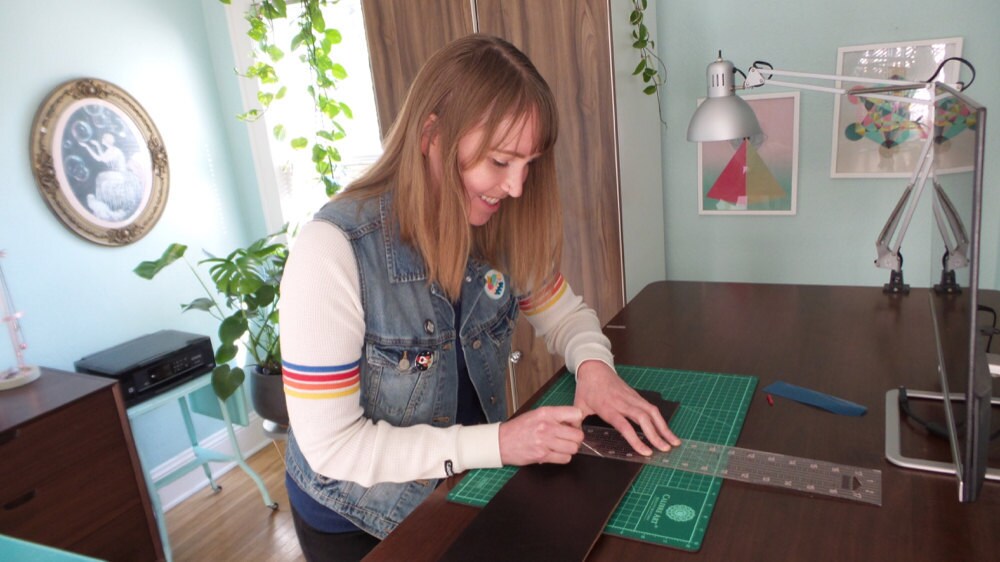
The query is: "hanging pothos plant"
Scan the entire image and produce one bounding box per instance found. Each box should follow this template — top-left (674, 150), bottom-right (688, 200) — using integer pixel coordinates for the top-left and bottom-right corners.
top-left (628, 0), bottom-right (667, 125)
top-left (220, 0), bottom-right (352, 196)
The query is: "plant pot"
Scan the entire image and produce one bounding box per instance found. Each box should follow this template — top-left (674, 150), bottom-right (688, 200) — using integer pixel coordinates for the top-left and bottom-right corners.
top-left (250, 366), bottom-right (288, 426)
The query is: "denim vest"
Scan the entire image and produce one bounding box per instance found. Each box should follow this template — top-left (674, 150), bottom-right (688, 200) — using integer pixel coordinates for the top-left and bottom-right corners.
top-left (285, 192), bottom-right (515, 538)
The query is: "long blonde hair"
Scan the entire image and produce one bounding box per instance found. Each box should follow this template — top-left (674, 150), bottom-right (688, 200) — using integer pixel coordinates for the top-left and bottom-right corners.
top-left (340, 34), bottom-right (562, 300)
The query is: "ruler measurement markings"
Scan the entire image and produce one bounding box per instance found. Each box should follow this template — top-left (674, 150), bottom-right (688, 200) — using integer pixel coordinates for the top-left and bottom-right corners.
top-left (581, 426), bottom-right (882, 506)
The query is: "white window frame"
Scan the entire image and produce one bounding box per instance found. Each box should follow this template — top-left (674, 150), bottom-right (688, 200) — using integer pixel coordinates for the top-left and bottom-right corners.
top-left (222, 0), bottom-right (285, 233)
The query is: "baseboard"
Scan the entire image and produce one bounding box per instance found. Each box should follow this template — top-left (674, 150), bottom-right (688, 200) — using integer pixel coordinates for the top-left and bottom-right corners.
top-left (151, 412), bottom-right (273, 512)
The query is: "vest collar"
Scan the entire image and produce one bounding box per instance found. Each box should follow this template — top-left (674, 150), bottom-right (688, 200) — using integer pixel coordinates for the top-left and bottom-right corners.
top-left (376, 193), bottom-right (498, 308)
top-left (379, 192), bottom-right (429, 284)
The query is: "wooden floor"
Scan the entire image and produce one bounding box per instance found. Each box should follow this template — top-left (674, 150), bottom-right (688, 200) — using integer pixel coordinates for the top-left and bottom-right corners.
top-left (165, 441), bottom-right (305, 562)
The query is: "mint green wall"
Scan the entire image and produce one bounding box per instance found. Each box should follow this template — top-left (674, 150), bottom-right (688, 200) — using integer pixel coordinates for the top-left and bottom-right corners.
top-left (0, 0), bottom-right (263, 467)
top-left (659, 0), bottom-right (1000, 289)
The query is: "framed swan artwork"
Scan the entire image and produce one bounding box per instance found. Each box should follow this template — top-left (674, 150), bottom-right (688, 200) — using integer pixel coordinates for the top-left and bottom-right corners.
top-left (30, 78), bottom-right (169, 246)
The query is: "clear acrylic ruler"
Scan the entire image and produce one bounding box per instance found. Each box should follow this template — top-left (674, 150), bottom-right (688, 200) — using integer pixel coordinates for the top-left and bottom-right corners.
top-left (580, 425), bottom-right (882, 506)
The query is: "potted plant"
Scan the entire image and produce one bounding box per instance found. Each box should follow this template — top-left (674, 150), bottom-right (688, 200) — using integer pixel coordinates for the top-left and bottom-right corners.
top-left (133, 228), bottom-right (288, 425)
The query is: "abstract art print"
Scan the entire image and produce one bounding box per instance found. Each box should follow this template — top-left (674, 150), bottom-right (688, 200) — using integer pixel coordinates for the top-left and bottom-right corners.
top-left (830, 37), bottom-right (963, 178)
top-left (698, 92), bottom-right (799, 215)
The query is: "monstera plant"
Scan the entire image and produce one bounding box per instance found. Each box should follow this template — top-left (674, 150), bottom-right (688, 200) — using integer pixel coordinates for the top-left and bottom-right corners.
top-left (134, 228), bottom-right (287, 401)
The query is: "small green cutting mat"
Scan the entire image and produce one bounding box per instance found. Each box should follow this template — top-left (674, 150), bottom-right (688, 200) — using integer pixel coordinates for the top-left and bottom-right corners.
top-left (447, 365), bottom-right (757, 552)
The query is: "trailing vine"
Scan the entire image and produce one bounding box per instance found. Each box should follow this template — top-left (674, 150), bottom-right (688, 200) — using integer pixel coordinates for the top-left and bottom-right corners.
top-left (629, 0), bottom-right (666, 124)
top-left (220, 0), bottom-right (351, 196)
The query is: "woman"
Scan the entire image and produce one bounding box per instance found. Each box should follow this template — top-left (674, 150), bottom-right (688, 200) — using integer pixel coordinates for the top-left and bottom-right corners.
top-left (279, 34), bottom-right (679, 560)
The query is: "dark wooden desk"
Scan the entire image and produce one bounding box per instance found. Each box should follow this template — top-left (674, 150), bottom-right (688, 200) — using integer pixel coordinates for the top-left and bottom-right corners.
top-left (365, 281), bottom-right (1000, 561)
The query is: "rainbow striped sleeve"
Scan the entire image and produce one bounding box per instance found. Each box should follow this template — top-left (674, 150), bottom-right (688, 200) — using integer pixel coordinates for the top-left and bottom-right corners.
top-left (517, 273), bottom-right (567, 316)
top-left (282, 359), bottom-right (360, 400)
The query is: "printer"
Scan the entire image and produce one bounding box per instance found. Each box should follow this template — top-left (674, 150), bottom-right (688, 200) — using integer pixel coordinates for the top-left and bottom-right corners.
top-left (75, 330), bottom-right (215, 407)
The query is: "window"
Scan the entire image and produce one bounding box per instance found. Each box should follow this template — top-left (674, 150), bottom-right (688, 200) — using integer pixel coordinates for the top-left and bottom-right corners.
top-left (224, 0), bottom-right (383, 229)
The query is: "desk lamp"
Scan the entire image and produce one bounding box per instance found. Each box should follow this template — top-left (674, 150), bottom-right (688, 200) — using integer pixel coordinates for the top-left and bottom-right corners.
top-left (686, 54), bottom-right (763, 142)
top-left (688, 53), bottom-right (975, 294)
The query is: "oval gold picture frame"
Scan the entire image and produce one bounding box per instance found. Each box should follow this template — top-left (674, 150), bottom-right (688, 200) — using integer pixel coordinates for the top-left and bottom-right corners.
top-left (30, 78), bottom-right (169, 246)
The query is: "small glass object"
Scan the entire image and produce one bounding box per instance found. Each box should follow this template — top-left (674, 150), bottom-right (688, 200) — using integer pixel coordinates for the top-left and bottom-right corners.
top-left (0, 250), bottom-right (40, 390)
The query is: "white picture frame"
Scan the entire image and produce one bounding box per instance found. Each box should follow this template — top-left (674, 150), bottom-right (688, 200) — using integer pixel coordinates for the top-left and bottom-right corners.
top-left (830, 37), bottom-right (963, 178)
top-left (697, 92), bottom-right (799, 216)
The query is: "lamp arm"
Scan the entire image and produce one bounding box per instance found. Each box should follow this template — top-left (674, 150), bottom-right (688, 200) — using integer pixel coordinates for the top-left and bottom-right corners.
top-left (874, 135), bottom-right (936, 272)
top-left (746, 67), bottom-right (926, 88)
top-left (744, 67), bottom-right (937, 105)
top-left (874, 185), bottom-right (914, 271)
top-left (931, 180), bottom-right (970, 271)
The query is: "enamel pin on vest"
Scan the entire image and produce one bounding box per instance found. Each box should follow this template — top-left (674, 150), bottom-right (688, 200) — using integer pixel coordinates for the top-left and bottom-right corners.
top-left (484, 269), bottom-right (505, 299)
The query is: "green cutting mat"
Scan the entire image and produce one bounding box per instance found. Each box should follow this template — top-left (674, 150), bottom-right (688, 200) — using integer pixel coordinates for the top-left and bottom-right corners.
top-left (447, 365), bottom-right (757, 552)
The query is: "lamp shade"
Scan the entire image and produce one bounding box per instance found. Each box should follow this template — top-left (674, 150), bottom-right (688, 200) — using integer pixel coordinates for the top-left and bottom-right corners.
top-left (687, 57), bottom-right (763, 142)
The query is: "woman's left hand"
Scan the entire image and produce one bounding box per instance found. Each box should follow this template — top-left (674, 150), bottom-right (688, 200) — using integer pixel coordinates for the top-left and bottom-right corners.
top-left (573, 360), bottom-right (681, 456)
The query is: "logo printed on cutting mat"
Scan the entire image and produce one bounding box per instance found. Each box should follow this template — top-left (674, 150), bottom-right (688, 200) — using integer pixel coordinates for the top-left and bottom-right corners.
top-left (665, 504), bottom-right (697, 522)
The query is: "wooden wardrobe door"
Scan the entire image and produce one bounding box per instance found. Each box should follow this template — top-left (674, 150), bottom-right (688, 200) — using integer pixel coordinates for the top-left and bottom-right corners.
top-left (361, 0), bottom-right (475, 136)
top-left (477, 0), bottom-right (624, 409)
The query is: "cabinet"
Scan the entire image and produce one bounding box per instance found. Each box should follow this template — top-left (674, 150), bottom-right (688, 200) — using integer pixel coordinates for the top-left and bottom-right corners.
top-left (0, 368), bottom-right (163, 561)
top-left (362, 0), bottom-right (625, 408)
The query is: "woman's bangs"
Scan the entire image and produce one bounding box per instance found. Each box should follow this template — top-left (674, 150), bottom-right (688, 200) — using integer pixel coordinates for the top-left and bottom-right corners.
top-left (483, 102), bottom-right (556, 160)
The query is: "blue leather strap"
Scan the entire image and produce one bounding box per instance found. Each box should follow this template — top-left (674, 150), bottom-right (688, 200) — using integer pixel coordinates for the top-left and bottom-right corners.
top-left (762, 381), bottom-right (867, 416)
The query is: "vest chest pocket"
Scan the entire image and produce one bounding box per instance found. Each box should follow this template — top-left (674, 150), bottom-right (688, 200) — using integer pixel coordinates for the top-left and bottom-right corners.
top-left (364, 343), bottom-right (441, 426)
top-left (464, 298), bottom-right (517, 406)
top-left (483, 296), bottom-right (519, 347)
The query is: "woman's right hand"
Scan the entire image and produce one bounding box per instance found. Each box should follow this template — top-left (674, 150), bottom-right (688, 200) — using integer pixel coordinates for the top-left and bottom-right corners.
top-left (498, 406), bottom-right (584, 466)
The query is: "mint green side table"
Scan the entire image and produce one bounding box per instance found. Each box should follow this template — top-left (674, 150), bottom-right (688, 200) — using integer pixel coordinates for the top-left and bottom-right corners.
top-left (127, 373), bottom-right (276, 562)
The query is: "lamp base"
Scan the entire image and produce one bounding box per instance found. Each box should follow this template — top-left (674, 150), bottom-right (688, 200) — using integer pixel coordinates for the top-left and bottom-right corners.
top-left (934, 269), bottom-right (962, 295)
top-left (0, 365), bottom-right (41, 391)
top-left (883, 270), bottom-right (910, 295)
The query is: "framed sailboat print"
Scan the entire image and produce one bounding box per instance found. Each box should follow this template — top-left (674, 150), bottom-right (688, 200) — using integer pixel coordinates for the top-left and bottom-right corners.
top-left (697, 92), bottom-right (799, 215)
